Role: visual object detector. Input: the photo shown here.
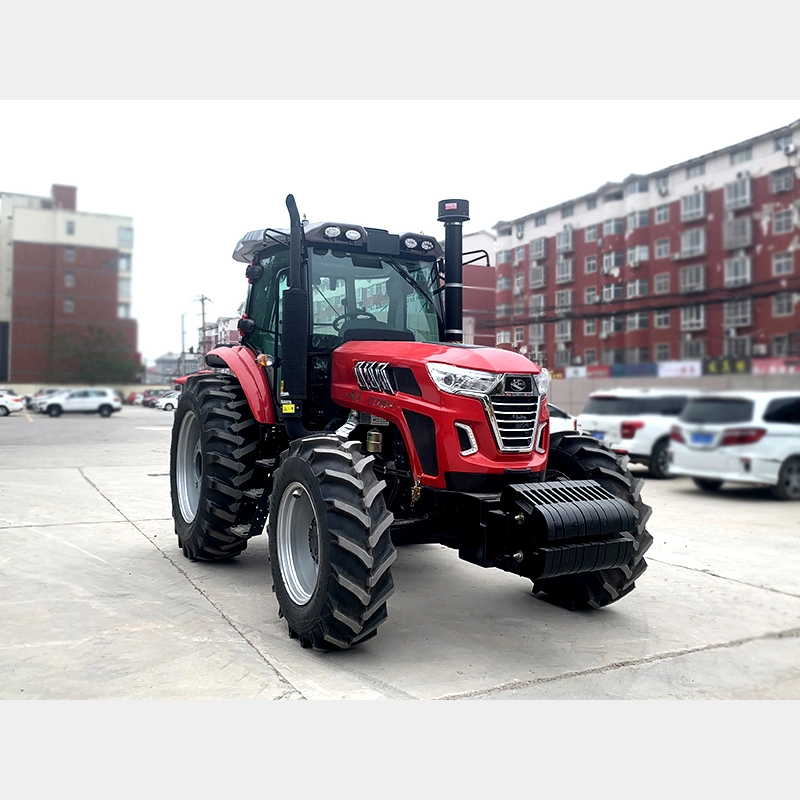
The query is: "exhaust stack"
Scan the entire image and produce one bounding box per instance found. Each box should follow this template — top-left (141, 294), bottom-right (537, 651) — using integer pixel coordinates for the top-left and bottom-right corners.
top-left (438, 199), bottom-right (469, 343)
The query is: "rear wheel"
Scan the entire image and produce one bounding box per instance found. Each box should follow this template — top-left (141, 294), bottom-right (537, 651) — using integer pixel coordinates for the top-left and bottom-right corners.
top-left (164, 403), bottom-right (174, 411)
top-left (0, 406), bottom-right (9, 417)
top-left (534, 431), bottom-right (653, 609)
top-left (269, 435), bottom-right (396, 650)
top-left (99, 405), bottom-right (112, 418)
top-left (648, 438), bottom-right (671, 479)
top-left (170, 373), bottom-right (260, 560)
top-left (693, 477), bottom-right (723, 493)
top-left (771, 457), bottom-right (800, 501)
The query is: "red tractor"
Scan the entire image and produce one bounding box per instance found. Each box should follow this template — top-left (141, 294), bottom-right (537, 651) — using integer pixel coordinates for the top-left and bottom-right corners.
top-left (170, 196), bottom-right (653, 650)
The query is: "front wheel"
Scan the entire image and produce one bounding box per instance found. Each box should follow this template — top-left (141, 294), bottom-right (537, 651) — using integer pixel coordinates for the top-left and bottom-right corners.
top-left (269, 435), bottom-right (396, 650)
top-left (164, 403), bottom-right (174, 411)
top-left (0, 406), bottom-right (9, 417)
top-left (48, 405), bottom-right (62, 418)
top-left (99, 405), bottom-right (112, 418)
top-left (534, 431), bottom-right (653, 609)
top-left (648, 438), bottom-right (671, 479)
top-left (771, 457), bottom-right (800, 501)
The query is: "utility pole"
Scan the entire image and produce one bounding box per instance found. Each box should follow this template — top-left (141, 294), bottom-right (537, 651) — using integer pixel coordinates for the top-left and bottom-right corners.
top-left (180, 313), bottom-right (186, 377)
top-left (195, 295), bottom-right (212, 355)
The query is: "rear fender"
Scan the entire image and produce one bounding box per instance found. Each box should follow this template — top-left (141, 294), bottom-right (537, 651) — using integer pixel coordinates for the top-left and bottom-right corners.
top-left (205, 346), bottom-right (275, 424)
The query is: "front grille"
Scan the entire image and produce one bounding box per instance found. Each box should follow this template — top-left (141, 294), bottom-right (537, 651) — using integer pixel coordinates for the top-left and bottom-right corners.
top-left (487, 378), bottom-right (540, 452)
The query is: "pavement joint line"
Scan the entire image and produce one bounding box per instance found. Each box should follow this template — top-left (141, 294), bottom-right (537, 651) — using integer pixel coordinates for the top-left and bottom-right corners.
top-left (647, 556), bottom-right (800, 600)
top-left (1, 518), bottom-right (172, 531)
top-left (435, 626), bottom-right (800, 700)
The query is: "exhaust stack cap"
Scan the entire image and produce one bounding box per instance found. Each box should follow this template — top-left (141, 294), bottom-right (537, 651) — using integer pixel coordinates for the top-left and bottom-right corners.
top-left (438, 199), bottom-right (470, 223)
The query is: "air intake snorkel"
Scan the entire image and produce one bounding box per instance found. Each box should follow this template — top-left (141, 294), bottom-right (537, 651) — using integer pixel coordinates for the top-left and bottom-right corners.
top-left (438, 199), bottom-right (470, 343)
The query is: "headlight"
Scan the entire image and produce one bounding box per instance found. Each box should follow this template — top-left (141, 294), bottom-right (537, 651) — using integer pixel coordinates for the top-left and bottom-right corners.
top-left (535, 367), bottom-right (550, 398)
top-left (427, 363), bottom-right (503, 396)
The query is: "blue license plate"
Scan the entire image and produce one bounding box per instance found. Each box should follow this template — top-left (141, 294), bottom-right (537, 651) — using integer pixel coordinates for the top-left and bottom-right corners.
top-left (591, 431), bottom-right (605, 441)
top-left (691, 432), bottom-right (714, 445)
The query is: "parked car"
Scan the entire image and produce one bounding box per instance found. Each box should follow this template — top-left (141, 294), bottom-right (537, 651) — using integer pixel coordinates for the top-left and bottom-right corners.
top-left (547, 402), bottom-right (578, 434)
top-left (0, 391), bottom-right (24, 416)
top-left (143, 390), bottom-right (170, 407)
top-left (668, 391), bottom-right (800, 500)
top-left (40, 388), bottom-right (123, 418)
top-left (155, 391), bottom-right (181, 411)
top-left (576, 388), bottom-right (700, 478)
top-left (26, 387), bottom-right (68, 410)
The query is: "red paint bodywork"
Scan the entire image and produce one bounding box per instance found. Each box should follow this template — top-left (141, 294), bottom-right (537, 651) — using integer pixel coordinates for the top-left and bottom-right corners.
top-left (331, 341), bottom-right (549, 489)
top-left (204, 346), bottom-right (275, 424)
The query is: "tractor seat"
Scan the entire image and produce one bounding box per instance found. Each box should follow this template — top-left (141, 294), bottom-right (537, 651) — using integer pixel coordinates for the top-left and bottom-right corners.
top-left (341, 320), bottom-right (415, 343)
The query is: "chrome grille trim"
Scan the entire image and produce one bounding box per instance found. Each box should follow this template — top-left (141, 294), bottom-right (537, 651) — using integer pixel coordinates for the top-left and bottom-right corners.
top-left (484, 374), bottom-right (541, 453)
top-left (354, 361), bottom-right (394, 394)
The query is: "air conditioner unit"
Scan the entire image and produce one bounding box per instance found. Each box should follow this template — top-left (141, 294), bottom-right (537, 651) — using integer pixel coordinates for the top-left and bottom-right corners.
top-left (753, 343), bottom-right (768, 355)
top-left (657, 186), bottom-right (669, 196)
top-left (672, 253), bottom-right (681, 261)
top-left (784, 143), bottom-right (797, 156)
top-left (597, 239), bottom-right (603, 247)
top-left (599, 332), bottom-right (609, 340)
top-left (725, 327), bottom-right (737, 338)
top-left (557, 342), bottom-right (566, 351)
top-left (736, 170), bottom-right (750, 180)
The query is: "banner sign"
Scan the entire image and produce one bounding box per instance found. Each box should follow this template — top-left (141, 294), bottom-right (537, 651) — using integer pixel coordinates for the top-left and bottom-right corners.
top-left (611, 363), bottom-right (658, 378)
top-left (702, 356), bottom-right (751, 376)
top-left (657, 360), bottom-right (702, 378)
top-left (565, 366), bottom-right (587, 379)
top-left (586, 365), bottom-right (611, 378)
top-left (751, 358), bottom-right (800, 375)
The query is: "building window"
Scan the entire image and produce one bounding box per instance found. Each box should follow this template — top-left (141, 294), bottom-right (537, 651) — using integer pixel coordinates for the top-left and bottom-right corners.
top-left (561, 205), bottom-right (574, 219)
top-left (497, 304), bottom-right (511, 317)
top-left (513, 246), bottom-right (526, 265)
top-left (681, 305), bottom-right (706, 331)
top-left (654, 310), bottom-right (670, 329)
top-left (773, 252), bottom-right (794, 275)
top-left (725, 256), bottom-right (751, 287)
top-left (498, 249), bottom-right (513, 264)
top-left (724, 299), bottom-right (752, 327)
top-left (602, 251), bottom-right (624, 271)
top-left (723, 216), bottom-right (753, 250)
top-left (626, 245), bottom-right (648, 266)
top-left (555, 289), bottom-right (573, 310)
top-left (655, 204), bottom-right (670, 224)
top-left (585, 286), bottom-right (598, 304)
top-left (730, 147), bottom-right (752, 165)
top-left (686, 162), bottom-right (705, 178)
top-left (118, 227), bottom-right (134, 248)
top-left (773, 293), bottom-right (795, 317)
top-left (118, 303), bottom-right (131, 319)
top-left (496, 330), bottom-right (511, 344)
top-left (775, 134), bottom-right (793, 151)
top-left (601, 316), bottom-right (623, 335)
top-left (654, 273), bottom-right (670, 294)
top-left (770, 168), bottom-right (794, 193)
top-left (585, 225), bottom-right (597, 243)
top-left (555, 320), bottom-right (572, 342)
top-left (626, 210), bottom-right (649, 232)
top-left (680, 265), bottom-right (706, 293)
top-left (584, 318), bottom-right (596, 336)
top-left (65, 246), bottom-right (75, 262)
top-left (529, 265), bottom-right (547, 288)
top-left (496, 276), bottom-right (511, 291)
top-left (118, 277), bottom-right (132, 298)
top-left (602, 218), bottom-right (624, 236)
top-left (602, 283), bottom-right (623, 302)
top-left (498, 227), bottom-right (512, 238)
top-left (64, 271), bottom-right (75, 288)
top-left (625, 346), bottom-right (649, 364)
top-left (529, 323), bottom-right (545, 343)
top-left (682, 339), bottom-right (707, 359)
top-left (514, 326), bottom-right (524, 344)
top-left (556, 228), bottom-right (573, 254)
top-left (724, 336), bottom-right (751, 357)
top-left (514, 272), bottom-right (525, 293)
top-left (555, 258), bottom-right (573, 284)
top-left (514, 298), bottom-right (525, 315)
top-left (725, 178), bottom-right (752, 210)
top-left (531, 237), bottom-right (547, 260)
top-left (118, 254), bottom-right (132, 272)
top-left (772, 335), bottom-right (789, 356)
top-left (603, 190), bottom-right (623, 203)
top-left (535, 214), bottom-right (547, 227)
top-left (655, 343), bottom-right (670, 361)
top-left (655, 238), bottom-right (670, 259)
top-left (656, 175), bottom-right (669, 194)
top-left (627, 279), bottom-right (648, 298)
top-left (516, 222), bottom-right (525, 238)
top-left (554, 348), bottom-right (573, 368)
top-left (626, 312), bottom-right (649, 331)
top-left (680, 228), bottom-right (706, 258)
top-left (529, 294), bottom-right (545, 317)
top-left (64, 299), bottom-right (74, 313)
top-left (587, 197), bottom-right (597, 210)
top-left (681, 193), bottom-right (705, 222)
top-left (774, 209), bottom-right (793, 234)
top-left (66, 220), bottom-right (75, 235)
top-left (601, 347), bottom-right (625, 365)
top-left (585, 348), bottom-right (597, 365)
top-left (626, 179), bottom-right (649, 195)
top-left (585, 255), bottom-right (597, 274)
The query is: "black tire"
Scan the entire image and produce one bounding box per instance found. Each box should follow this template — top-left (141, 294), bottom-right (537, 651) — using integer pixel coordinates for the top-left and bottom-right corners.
top-left (533, 431), bottom-right (653, 609)
top-left (693, 477), bottom-right (723, 493)
top-left (164, 403), bottom-right (174, 411)
top-left (170, 373), bottom-right (260, 561)
top-left (48, 405), bottom-right (62, 418)
top-left (0, 406), bottom-right (9, 417)
top-left (771, 457), bottom-right (800, 501)
top-left (269, 435), bottom-right (396, 650)
top-left (648, 437), bottom-right (671, 479)
top-left (99, 405), bottom-right (112, 418)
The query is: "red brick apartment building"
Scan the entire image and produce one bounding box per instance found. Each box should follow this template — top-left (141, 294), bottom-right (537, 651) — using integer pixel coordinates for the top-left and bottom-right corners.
top-left (492, 121), bottom-right (800, 369)
top-left (0, 185), bottom-right (138, 383)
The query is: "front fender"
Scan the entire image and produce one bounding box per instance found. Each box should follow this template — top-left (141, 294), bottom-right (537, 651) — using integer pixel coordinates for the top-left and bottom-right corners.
top-left (206, 346), bottom-right (275, 424)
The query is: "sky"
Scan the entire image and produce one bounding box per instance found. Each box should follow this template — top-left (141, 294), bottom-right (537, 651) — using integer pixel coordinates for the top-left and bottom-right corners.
top-left (2, 100), bottom-right (798, 364)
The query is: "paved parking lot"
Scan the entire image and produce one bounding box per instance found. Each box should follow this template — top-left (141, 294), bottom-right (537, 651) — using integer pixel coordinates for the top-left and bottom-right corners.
top-left (1, 404), bottom-right (799, 699)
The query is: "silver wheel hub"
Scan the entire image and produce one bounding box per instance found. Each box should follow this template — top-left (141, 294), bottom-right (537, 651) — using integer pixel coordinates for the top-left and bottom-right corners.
top-left (276, 482), bottom-right (320, 606)
top-left (784, 462), bottom-right (800, 498)
top-left (176, 411), bottom-right (202, 523)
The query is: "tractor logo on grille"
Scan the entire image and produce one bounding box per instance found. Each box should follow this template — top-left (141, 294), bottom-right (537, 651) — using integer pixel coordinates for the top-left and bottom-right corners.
top-left (505, 375), bottom-right (533, 394)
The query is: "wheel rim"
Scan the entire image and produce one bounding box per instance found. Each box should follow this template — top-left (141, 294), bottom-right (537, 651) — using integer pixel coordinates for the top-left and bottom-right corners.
top-left (176, 410), bottom-right (202, 522)
top-left (276, 481), bottom-right (320, 606)
top-left (656, 444), bottom-right (669, 476)
top-left (782, 461), bottom-right (800, 499)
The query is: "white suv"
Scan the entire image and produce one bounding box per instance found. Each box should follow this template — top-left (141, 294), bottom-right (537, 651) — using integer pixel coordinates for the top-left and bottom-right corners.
top-left (668, 391), bottom-right (800, 500)
top-left (41, 388), bottom-right (122, 418)
top-left (576, 388), bottom-right (699, 478)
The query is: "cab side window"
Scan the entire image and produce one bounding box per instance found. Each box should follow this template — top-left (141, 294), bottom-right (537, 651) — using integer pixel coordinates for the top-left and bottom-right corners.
top-left (763, 397), bottom-right (800, 424)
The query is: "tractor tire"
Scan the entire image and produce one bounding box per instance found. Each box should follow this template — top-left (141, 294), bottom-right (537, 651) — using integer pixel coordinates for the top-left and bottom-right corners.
top-left (693, 477), bottom-right (723, 493)
top-left (533, 431), bottom-right (653, 610)
top-left (648, 437), bottom-right (671, 479)
top-left (170, 373), bottom-right (260, 561)
top-left (269, 435), bottom-right (396, 650)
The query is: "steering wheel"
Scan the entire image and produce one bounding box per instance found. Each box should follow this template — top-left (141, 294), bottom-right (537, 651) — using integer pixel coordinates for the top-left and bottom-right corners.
top-left (331, 310), bottom-right (378, 332)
